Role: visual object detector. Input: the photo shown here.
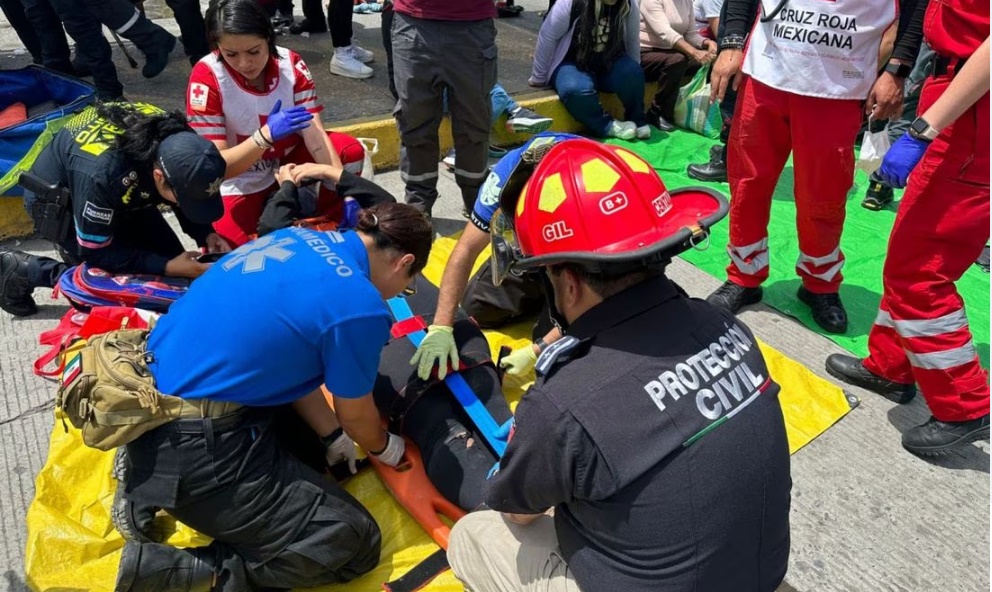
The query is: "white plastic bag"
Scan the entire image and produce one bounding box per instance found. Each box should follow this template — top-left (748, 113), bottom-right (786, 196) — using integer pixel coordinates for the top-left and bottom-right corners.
top-left (856, 119), bottom-right (891, 175)
top-left (357, 137), bottom-right (379, 181)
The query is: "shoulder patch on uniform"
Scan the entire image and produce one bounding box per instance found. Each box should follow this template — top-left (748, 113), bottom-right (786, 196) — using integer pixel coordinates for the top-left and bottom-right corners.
top-left (189, 82), bottom-right (210, 111)
top-left (535, 335), bottom-right (581, 376)
top-left (294, 59), bottom-right (313, 82)
top-left (82, 201), bottom-right (114, 225)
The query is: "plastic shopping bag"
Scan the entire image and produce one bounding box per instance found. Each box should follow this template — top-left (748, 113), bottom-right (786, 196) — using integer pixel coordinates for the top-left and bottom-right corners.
top-left (856, 119), bottom-right (891, 175)
top-left (673, 66), bottom-right (723, 139)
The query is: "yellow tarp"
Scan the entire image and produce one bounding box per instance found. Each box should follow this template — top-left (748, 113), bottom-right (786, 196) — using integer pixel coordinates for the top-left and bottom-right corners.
top-left (24, 235), bottom-right (854, 592)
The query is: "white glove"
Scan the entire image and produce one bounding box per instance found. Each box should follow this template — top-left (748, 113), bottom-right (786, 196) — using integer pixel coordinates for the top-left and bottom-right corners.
top-left (324, 431), bottom-right (358, 474)
top-left (372, 432), bottom-right (406, 467)
top-left (500, 344), bottom-right (539, 377)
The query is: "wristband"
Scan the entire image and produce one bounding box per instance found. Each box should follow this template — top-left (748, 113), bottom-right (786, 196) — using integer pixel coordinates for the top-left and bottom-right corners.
top-left (719, 34), bottom-right (746, 51)
top-left (320, 427), bottom-right (345, 449)
top-left (251, 129), bottom-right (273, 150)
top-left (368, 432), bottom-right (390, 456)
top-left (533, 338), bottom-right (550, 355)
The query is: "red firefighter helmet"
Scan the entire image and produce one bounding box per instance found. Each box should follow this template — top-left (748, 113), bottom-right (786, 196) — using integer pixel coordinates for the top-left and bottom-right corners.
top-left (490, 138), bottom-right (728, 284)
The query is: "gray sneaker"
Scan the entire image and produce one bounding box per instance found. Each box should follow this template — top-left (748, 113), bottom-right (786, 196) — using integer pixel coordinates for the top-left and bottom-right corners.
top-left (607, 120), bottom-right (637, 141)
top-left (506, 106), bottom-right (554, 134)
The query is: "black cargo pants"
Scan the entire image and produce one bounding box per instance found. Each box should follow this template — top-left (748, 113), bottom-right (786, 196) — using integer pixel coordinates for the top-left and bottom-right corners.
top-left (123, 409), bottom-right (381, 590)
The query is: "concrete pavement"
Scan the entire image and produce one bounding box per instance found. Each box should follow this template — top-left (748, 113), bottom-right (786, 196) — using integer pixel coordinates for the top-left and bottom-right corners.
top-left (0, 2), bottom-right (989, 591)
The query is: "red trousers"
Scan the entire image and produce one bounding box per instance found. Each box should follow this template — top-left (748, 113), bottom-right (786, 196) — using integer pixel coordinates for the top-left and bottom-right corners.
top-left (864, 75), bottom-right (991, 422)
top-left (213, 131), bottom-right (365, 247)
top-left (725, 77), bottom-right (862, 293)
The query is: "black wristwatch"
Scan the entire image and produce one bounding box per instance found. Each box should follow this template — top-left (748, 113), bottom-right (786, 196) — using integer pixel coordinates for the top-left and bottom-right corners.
top-left (883, 61), bottom-right (913, 79)
top-left (320, 427), bottom-right (345, 449)
top-left (909, 117), bottom-right (939, 142)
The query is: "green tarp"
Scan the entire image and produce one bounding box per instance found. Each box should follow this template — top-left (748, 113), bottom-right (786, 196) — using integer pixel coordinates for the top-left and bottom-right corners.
top-left (610, 130), bottom-right (990, 368)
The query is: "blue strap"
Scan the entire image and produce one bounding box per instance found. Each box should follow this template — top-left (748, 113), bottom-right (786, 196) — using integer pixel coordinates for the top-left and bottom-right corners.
top-left (386, 296), bottom-right (509, 457)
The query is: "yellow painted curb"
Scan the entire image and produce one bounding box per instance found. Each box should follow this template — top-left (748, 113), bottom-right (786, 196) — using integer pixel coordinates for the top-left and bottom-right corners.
top-left (0, 86), bottom-right (658, 240)
top-left (0, 198), bottom-right (32, 241)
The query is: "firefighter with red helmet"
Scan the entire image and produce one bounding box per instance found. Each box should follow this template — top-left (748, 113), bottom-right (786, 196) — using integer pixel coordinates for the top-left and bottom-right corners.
top-left (826, 2), bottom-right (990, 456)
top-left (446, 138), bottom-right (792, 592)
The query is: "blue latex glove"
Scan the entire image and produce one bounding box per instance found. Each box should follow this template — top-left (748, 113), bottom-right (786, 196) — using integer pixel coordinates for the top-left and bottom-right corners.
top-left (265, 99), bottom-right (313, 142)
top-left (877, 132), bottom-right (930, 189)
top-left (340, 197), bottom-right (360, 229)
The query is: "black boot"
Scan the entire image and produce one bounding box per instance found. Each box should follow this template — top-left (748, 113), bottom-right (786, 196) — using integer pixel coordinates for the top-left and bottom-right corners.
top-left (825, 354), bottom-right (916, 404)
top-left (862, 177), bottom-right (894, 211)
top-left (687, 145), bottom-right (727, 182)
top-left (142, 34), bottom-right (176, 79)
top-left (797, 287), bottom-right (847, 334)
top-left (111, 448), bottom-right (161, 543)
top-left (115, 541), bottom-right (215, 592)
top-left (902, 414), bottom-right (990, 457)
top-left (0, 250), bottom-right (38, 317)
top-left (706, 280), bottom-right (762, 314)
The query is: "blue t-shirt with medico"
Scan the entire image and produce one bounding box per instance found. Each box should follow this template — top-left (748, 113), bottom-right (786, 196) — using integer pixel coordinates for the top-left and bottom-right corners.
top-left (148, 227), bottom-right (391, 405)
top-left (469, 131), bottom-right (583, 233)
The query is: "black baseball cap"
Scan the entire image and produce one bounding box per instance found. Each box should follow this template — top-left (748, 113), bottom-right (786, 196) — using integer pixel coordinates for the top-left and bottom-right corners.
top-left (156, 132), bottom-right (226, 224)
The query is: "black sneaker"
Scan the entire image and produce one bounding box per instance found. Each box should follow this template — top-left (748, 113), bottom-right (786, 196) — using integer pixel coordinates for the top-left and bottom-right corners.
top-left (0, 250), bottom-right (37, 317)
top-left (797, 287), bottom-right (847, 334)
top-left (902, 414), bottom-right (990, 457)
top-left (706, 281), bottom-right (763, 313)
top-left (289, 18), bottom-right (327, 34)
top-left (862, 179), bottom-right (894, 211)
top-left (825, 354), bottom-right (916, 404)
top-left (141, 34), bottom-right (176, 79)
top-left (505, 106), bottom-right (553, 135)
top-left (687, 145), bottom-right (727, 182)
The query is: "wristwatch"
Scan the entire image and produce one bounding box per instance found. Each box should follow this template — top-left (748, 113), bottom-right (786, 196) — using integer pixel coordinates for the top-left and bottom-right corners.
top-left (909, 117), bottom-right (939, 142)
top-left (883, 61), bottom-right (913, 79)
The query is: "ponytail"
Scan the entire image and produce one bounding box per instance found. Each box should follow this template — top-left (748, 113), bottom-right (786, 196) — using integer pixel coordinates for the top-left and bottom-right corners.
top-left (95, 103), bottom-right (192, 172)
top-left (357, 203), bottom-right (433, 276)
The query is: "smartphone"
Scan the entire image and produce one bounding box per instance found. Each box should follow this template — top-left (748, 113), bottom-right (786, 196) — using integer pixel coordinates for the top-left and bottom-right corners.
top-left (197, 252), bottom-right (224, 264)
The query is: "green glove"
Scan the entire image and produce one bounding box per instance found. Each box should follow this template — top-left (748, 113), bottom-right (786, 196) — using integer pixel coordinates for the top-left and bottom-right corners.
top-left (410, 325), bottom-right (459, 380)
top-left (499, 344), bottom-right (538, 377)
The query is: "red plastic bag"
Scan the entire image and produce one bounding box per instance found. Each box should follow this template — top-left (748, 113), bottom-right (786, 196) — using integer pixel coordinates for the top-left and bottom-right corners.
top-left (34, 306), bottom-right (151, 377)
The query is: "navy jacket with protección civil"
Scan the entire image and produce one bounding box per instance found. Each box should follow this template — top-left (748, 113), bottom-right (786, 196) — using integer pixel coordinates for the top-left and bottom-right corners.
top-left (486, 275), bottom-right (792, 592)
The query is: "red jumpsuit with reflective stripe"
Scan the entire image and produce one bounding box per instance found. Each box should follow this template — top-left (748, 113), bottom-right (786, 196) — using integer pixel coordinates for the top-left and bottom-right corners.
top-left (724, 0), bottom-right (895, 293)
top-left (864, 0), bottom-right (990, 422)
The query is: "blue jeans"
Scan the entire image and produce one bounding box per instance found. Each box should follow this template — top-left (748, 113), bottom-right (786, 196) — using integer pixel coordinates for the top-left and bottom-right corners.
top-left (552, 55), bottom-right (646, 136)
top-left (443, 82), bottom-right (519, 129)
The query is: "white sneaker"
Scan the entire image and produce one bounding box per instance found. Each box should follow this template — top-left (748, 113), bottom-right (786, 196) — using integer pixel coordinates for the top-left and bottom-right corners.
top-left (441, 148), bottom-right (456, 170)
top-left (330, 51), bottom-right (373, 79)
top-left (635, 124), bottom-right (651, 140)
top-left (607, 120), bottom-right (636, 141)
top-left (350, 43), bottom-right (374, 64)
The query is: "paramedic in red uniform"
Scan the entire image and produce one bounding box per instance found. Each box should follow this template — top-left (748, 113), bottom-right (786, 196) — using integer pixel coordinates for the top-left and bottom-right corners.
top-left (705, 0), bottom-right (926, 334)
top-left (186, 0), bottom-right (365, 247)
top-left (827, 3), bottom-right (990, 457)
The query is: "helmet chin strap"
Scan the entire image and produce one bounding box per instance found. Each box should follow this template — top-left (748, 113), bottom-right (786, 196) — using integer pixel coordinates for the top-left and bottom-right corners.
top-left (539, 272), bottom-right (569, 333)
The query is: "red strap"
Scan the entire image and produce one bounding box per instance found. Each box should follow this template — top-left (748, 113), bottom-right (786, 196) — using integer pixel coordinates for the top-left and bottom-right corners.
top-left (390, 315), bottom-right (428, 339)
top-left (33, 310), bottom-right (88, 377)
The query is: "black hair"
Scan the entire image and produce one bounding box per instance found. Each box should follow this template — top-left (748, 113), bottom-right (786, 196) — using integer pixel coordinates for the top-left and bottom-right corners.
top-left (94, 103), bottom-right (192, 174)
top-left (573, 0), bottom-right (629, 74)
top-left (547, 262), bottom-right (663, 299)
top-left (357, 203), bottom-right (433, 276)
top-left (205, 0), bottom-right (279, 57)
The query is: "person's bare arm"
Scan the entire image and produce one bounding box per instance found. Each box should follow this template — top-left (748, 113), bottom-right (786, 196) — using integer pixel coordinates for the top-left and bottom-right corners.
top-left (433, 223), bottom-right (491, 327)
top-left (292, 388), bottom-right (341, 437)
top-left (919, 36), bottom-right (990, 131)
top-left (332, 391), bottom-right (389, 454)
top-left (301, 120), bottom-right (343, 168)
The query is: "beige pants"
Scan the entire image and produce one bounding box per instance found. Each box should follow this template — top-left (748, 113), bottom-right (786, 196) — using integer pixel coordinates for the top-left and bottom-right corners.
top-left (448, 511), bottom-right (582, 592)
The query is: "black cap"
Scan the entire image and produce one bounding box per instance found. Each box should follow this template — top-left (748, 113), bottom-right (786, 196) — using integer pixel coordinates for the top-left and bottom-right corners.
top-left (156, 132), bottom-right (226, 224)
